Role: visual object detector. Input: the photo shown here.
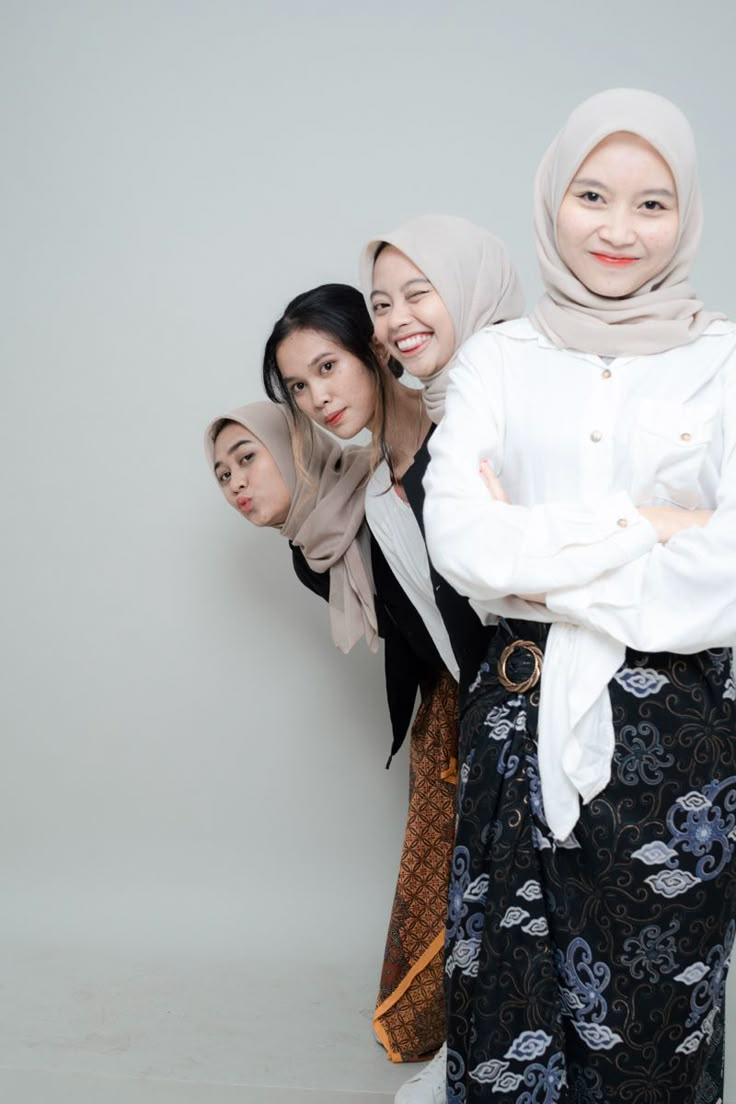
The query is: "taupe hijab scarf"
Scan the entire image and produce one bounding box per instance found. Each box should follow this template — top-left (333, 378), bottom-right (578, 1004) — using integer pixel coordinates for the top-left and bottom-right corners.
top-left (205, 402), bottom-right (377, 654)
top-left (532, 88), bottom-right (724, 355)
top-left (360, 214), bottom-right (524, 422)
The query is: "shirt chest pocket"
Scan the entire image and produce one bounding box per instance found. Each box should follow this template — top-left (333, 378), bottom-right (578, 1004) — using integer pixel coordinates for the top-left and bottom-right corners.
top-left (631, 399), bottom-right (714, 509)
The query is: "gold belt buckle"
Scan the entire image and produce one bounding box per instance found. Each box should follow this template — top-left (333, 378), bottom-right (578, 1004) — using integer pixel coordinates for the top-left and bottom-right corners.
top-left (497, 639), bottom-right (543, 693)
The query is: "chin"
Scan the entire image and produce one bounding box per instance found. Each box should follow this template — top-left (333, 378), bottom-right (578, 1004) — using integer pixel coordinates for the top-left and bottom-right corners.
top-left (331, 420), bottom-right (362, 440)
top-left (405, 363), bottom-right (438, 382)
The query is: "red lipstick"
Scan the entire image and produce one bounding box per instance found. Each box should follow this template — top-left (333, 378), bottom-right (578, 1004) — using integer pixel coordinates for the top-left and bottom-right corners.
top-left (590, 252), bottom-right (638, 266)
top-left (325, 409), bottom-right (346, 427)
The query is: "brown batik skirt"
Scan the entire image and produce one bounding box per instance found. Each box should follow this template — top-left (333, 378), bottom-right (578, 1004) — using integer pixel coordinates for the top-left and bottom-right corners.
top-left (373, 670), bottom-right (459, 1062)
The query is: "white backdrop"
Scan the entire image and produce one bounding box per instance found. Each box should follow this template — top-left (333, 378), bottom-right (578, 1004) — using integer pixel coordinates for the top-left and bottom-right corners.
top-left (3, 1), bottom-right (736, 1100)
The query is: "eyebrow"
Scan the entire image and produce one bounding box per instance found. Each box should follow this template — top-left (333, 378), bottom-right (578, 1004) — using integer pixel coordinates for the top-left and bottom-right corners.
top-left (370, 277), bottom-right (432, 301)
top-left (571, 176), bottom-right (675, 199)
top-left (213, 438), bottom-right (254, 470)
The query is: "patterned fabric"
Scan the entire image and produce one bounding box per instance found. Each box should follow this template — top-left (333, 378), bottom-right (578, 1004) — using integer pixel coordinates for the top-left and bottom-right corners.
top-left (447, 620), bottom-right (735, 1102)
top-left (375, 671), bottom-right (459, 1062)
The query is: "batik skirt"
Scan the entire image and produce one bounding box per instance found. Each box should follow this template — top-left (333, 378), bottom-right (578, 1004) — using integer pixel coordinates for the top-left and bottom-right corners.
top-left (375, 670), bottom-right (459, 1062)
top-left (446, 619), bottom-right (736, 1103)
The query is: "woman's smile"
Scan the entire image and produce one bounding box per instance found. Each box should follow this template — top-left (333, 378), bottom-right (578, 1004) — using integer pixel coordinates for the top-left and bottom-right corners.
top-left (396, 332), bottom-right (433, 356)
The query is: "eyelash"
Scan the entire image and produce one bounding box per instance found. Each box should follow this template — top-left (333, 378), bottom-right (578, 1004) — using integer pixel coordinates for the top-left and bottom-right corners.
top-left (290, 363), bottom-right (333, 394)
top-left (217, 451), bottom-right (254, 482)
top-left (372, 290), bottom-right (429, 313)
top-left (577, 191), bottom-right (666, 212)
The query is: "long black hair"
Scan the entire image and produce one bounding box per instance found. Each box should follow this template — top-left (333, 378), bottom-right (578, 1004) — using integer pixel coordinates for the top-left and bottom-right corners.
top-left (262, 282), bottom-right (401, 477)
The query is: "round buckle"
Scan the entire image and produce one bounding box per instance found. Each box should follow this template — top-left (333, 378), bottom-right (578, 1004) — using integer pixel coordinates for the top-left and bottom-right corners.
top-left (497, 639), bottom-right (543, 693)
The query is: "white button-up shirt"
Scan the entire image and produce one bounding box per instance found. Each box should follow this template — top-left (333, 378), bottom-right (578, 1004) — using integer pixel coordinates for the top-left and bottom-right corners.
top-left (424, 317), bottom-right (736, 839)
top-left (366, 461), bottom-right (459, 681)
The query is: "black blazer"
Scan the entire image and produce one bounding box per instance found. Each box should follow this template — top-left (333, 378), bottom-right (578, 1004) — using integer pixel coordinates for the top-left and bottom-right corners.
top-left (290, 538), bottom-right (443, 763)
top-left (402, 428), bottom-right (493, 693)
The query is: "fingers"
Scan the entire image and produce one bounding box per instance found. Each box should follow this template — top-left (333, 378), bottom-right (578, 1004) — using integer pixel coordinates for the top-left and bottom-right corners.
top-left (480, 459), bottom-right (511, 503)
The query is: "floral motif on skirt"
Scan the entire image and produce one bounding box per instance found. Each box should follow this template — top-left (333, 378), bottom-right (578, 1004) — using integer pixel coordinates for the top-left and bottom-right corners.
top-left (446, 624), bottom-right (735, 1103)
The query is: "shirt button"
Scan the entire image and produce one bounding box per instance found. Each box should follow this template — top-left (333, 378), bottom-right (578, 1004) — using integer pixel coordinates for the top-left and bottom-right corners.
top-left (617, 517), bottom-right (629, 528)
top-left (680, 431), bottom-right (692, 442)
top-left (601, 368), bottom-right (612, 379)
top-left (590, 430), bottom-right (603, 443)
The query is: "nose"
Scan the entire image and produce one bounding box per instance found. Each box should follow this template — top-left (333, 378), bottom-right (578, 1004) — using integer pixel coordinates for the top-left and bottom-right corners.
top-left (231, 467), bottom-right (248, 494)
top-left (385, 300), bottom-right (413, 338)
top-left (598, 204), bottom-right (636, 248)
top-left (310, 378), bottom-right (332, 407)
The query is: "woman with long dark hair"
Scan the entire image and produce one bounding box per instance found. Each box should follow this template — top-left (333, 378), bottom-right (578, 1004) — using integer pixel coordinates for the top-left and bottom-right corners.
top-left (264, 240), bottom-right (523, 1101)
top-left (263, 283), bottom-right (459, 1069)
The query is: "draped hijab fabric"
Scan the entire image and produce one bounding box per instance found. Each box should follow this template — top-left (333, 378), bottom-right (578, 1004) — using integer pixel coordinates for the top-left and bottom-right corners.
top-left (532, 87), bottom-right (725, 355)
top-left (360, 214), bottom-right (524, 422)
top-left (205, 402), bottom-right (378, 654)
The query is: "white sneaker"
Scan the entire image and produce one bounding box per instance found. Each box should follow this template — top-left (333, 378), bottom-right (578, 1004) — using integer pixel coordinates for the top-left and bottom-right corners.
top-left (394, 1041), bottom-right (447, 1103)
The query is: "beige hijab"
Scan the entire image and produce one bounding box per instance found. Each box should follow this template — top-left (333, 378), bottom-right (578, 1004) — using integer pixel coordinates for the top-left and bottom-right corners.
top-left (532, 87), bottom-right (724, 355)
top-left (205, 402), bottom-right (377, 654)
top-left (360, 214), bottom-right (524, 422)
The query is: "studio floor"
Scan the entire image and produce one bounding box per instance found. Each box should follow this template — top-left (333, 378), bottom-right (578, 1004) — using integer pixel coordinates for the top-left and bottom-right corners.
top-left (3, 938), bottom-right (736, 1103)
top-left (0, 942), bottom-right (412, 1103)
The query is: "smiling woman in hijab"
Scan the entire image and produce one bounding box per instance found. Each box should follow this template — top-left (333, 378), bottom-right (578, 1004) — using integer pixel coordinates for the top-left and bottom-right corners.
top-left (356, 217), bottom-right (524, 1104)
top-left (424, 90), bottom-right (736, 1103)
top-left (360, 215), bottom-right (524, 686)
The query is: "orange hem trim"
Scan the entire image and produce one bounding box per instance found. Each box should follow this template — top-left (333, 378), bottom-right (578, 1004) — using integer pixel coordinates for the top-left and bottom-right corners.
top-left (372, 928), bottom-right (445, 1063)
top-left (441, 756), bottom-right (458, 784)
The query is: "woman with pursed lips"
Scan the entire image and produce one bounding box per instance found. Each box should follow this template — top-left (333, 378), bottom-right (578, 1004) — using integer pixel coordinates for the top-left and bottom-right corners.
top-left (424, 90), bottom-right (736, 1103)
top-left (205, 401), bottom-right (377, 654)
top-left (263, 283), bottom-right (458, 1067)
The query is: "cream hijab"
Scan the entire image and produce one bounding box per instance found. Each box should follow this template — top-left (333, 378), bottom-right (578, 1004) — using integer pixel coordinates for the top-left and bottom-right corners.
top-left (532, 87), bottom-right (724, 355)
top-left (205, 402), bottom-right (377, 654)
top-left (360, 214), bottom-right (524, 422)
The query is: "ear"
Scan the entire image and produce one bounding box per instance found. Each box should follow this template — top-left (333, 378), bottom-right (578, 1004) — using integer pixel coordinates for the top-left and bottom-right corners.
top-left (371, 335), bottom-right (390, 368)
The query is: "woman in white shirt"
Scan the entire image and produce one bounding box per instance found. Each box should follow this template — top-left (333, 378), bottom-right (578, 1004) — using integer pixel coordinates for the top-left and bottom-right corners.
top-left (424, 88), bottom-right (736, 1103)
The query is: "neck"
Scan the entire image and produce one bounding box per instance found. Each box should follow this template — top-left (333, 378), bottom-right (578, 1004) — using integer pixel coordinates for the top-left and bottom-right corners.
top-left (380, 375), bottom-right (429, 479)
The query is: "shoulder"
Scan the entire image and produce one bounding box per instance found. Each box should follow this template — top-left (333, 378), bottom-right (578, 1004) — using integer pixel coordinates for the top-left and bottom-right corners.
top-left (492, 317), bottom-right (542, 343)
top-left (685, 320), bottom-right (736, 378)
top-left (450, 318), bottom-right (553, 394)
top-left (702, 319), bottom-right (736, 338)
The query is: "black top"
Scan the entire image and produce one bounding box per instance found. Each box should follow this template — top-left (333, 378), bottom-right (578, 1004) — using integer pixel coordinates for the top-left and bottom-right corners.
top-left (402, 428), bottom-right (493, 692)
top-left (290, 542), bottom-right (330, 602)
top-left (289, 538), bottom-right (443, 762)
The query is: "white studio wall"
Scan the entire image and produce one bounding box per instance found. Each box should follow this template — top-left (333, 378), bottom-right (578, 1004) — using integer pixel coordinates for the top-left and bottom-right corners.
top-left (2, 1), bottom-right (736, 1101)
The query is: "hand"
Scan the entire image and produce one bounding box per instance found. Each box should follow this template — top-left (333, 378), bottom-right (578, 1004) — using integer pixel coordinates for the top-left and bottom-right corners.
top-left (638, 506), bottom-right (714, 543)
top-left (479, 459), bottom-right (510, 503)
